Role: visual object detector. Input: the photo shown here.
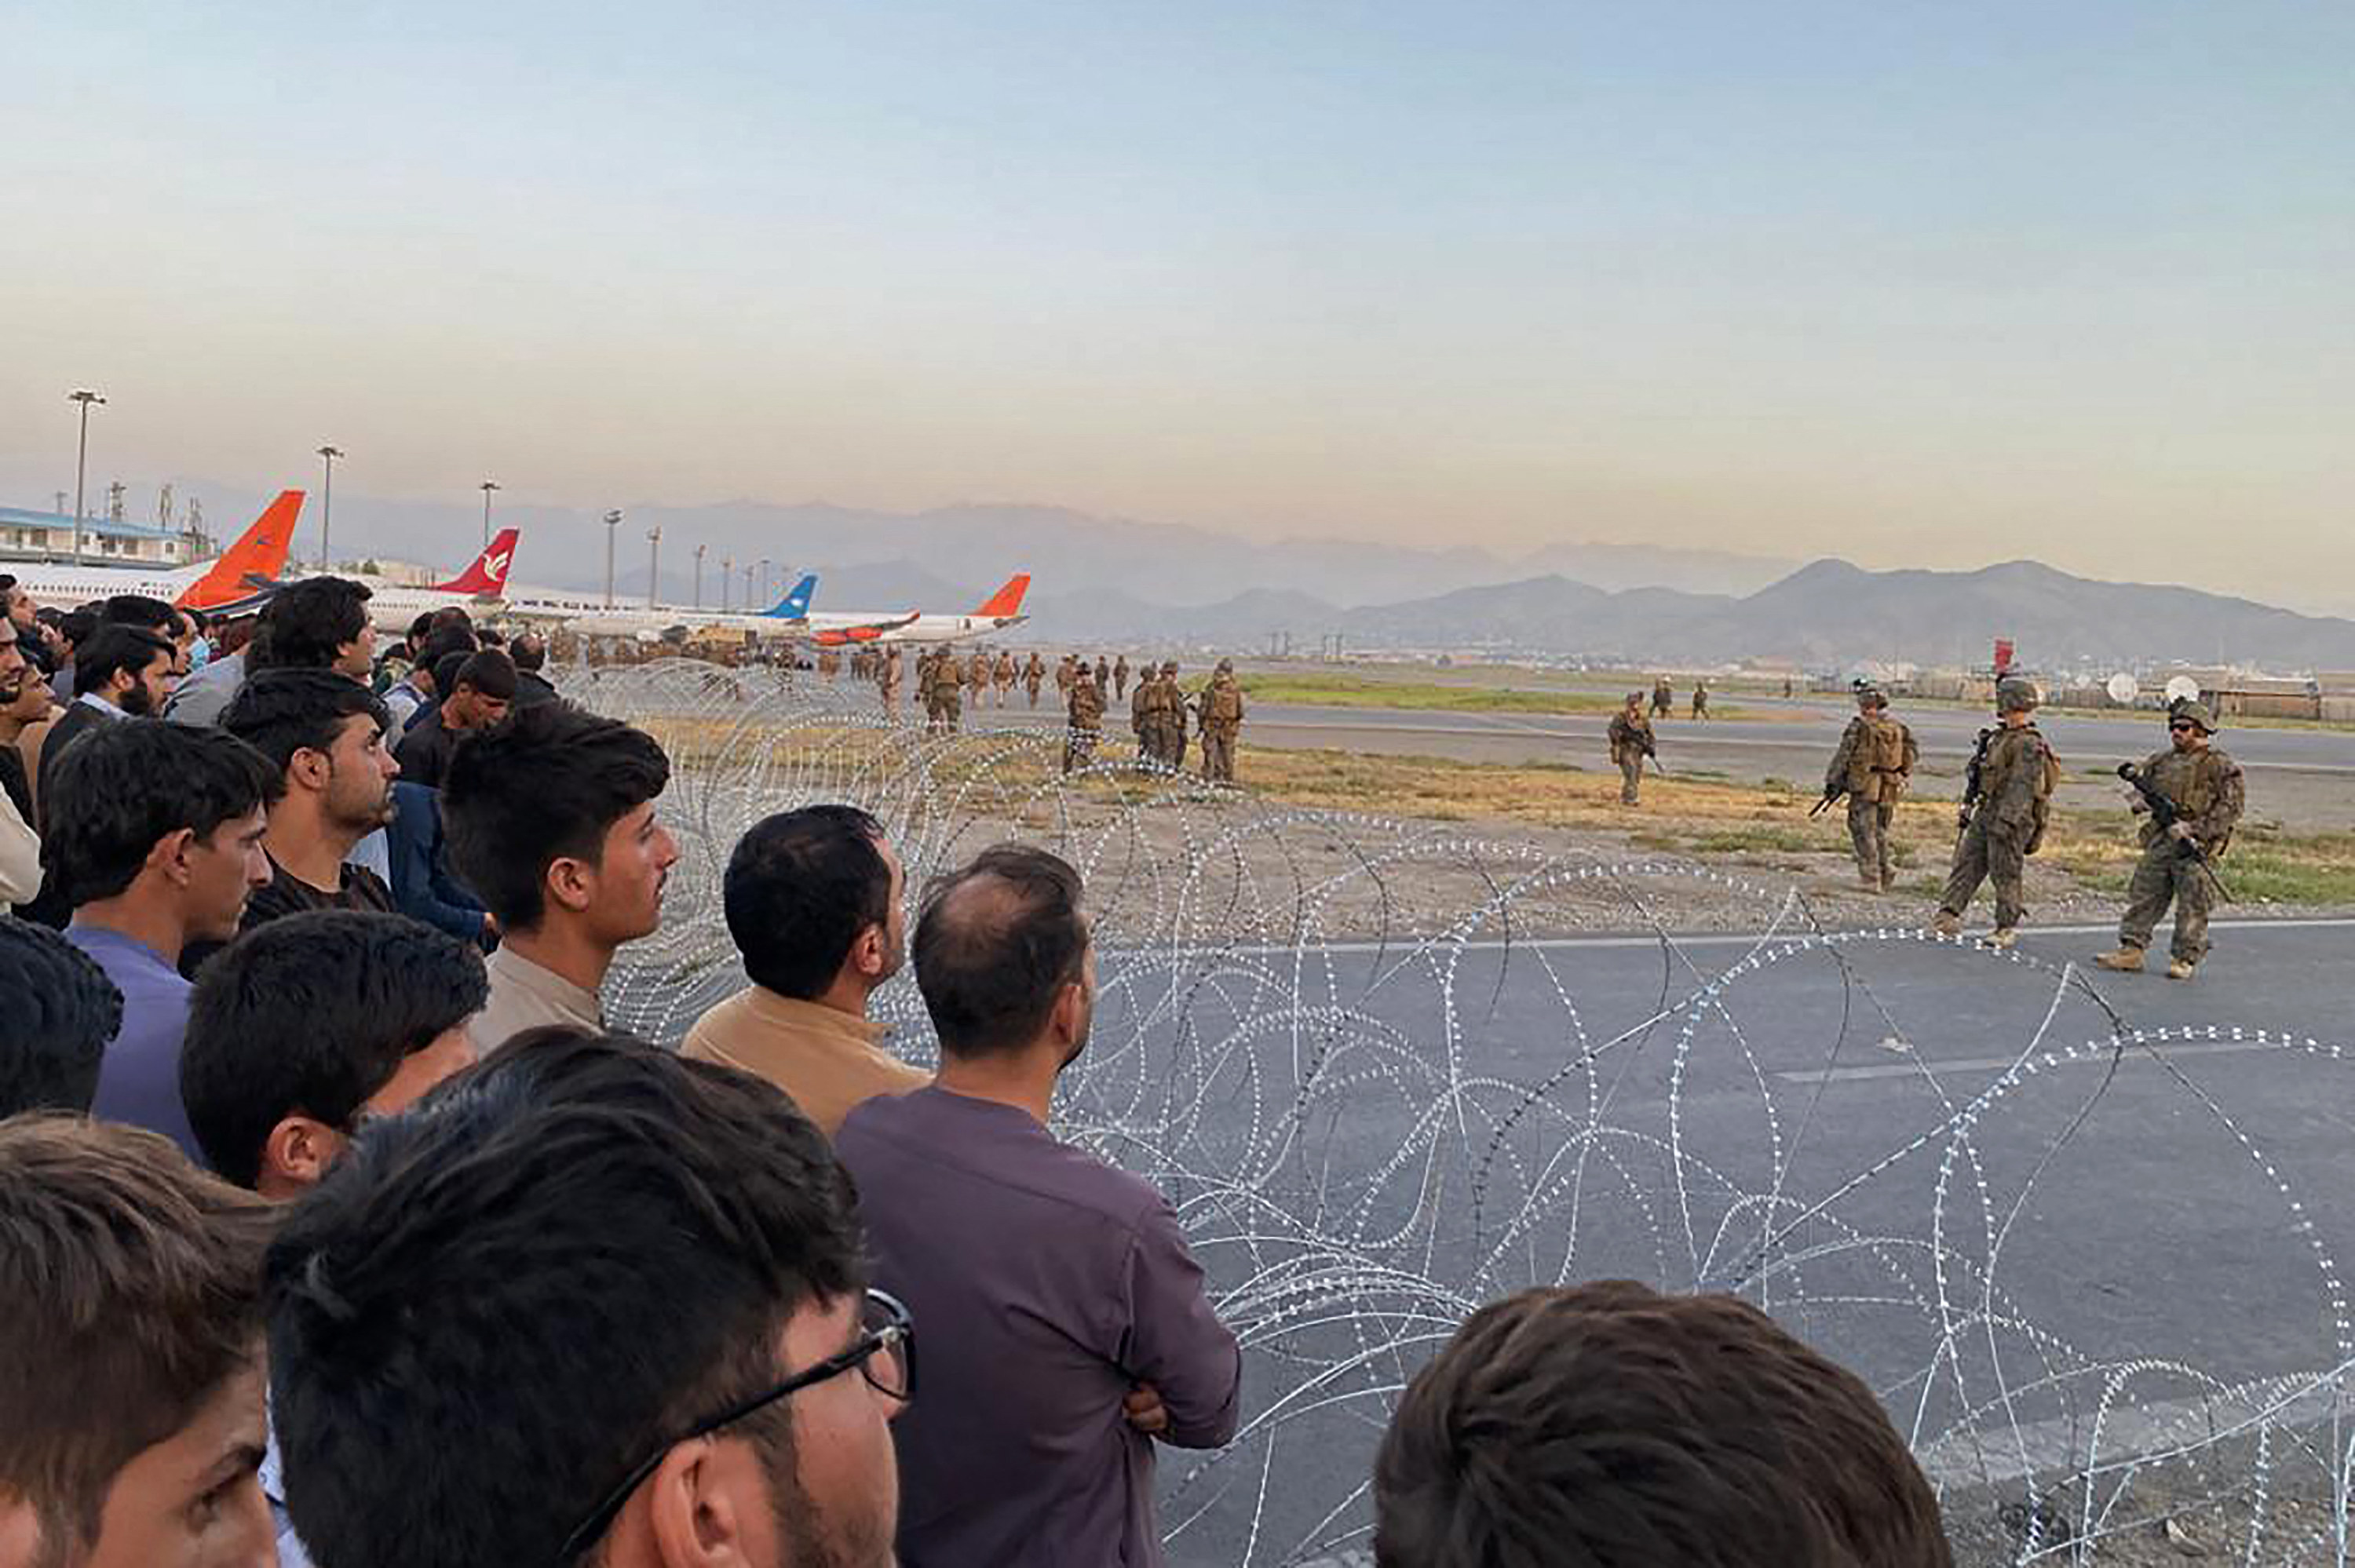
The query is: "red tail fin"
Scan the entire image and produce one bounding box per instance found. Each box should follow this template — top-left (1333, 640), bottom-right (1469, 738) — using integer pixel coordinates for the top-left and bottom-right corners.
top-left (975, 573), bottom-right (1030, 618)
top-left (177, 490), bottom-right (302, 611)
top-left (434, 529), bottom-right (519, 595)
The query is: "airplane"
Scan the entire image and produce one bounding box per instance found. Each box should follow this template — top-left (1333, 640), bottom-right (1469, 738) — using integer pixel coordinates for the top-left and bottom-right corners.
top-left (539, 572), bottom-right (916, 643)
top-left (5, 491), bottom-right (304, 615)
top-left (830, 574), bottom-right (1029, 647)
top-left (346, 531), bottom-right (522, 630)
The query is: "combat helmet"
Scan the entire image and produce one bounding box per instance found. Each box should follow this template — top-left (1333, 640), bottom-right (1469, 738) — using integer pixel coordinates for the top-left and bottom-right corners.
top-left (2168, 696), bottom-right (2218, 735)
top-left (1849, 676), bottom-right (1885, 708)
top-left (1995, 677), bottom-right (2039, 715)
top-left (1215, 658), bottom-right (1233, 674)
top-left (1162, 660), bottom-right (1178, 674)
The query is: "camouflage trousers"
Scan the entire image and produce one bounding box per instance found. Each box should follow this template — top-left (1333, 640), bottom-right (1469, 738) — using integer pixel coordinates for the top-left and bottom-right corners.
top-left (2118, 841), bottom-right (2220, 964)
top-left (1026, 682), bottom-right (1042, 707)
top-left (1618, 756), bottom-right (1642, 804)
top-left (1201, 727), bottom-right (1236, 783)
top-left (1940, 816), bottom-right (2030, 930)
top-left (1063, 724), bottom-right (1099, 775)
top-left (1169, 726), bottom-right (1188, 774)
top-left (1847, 797), bottom-right (1895, 886)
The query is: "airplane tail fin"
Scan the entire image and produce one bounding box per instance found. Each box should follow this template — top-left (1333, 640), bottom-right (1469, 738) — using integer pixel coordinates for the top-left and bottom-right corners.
top-left (976, 573), bottom-right (1030, 618)
top-left (177, 490), bottom-right (302, 611)
top-left (763, 574), bottom-right (817, 619)
top-left (433, 529), bottom-right (520, 595)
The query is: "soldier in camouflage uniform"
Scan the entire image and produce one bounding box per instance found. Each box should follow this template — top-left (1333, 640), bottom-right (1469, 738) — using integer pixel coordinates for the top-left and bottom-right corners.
top-left (994, 650), bottom-right (1017, 707)
top-left (1159, 661), bottom-right (1186, 772)
top-left (1689, 680), bottom-right (1710, 720)
top-left (916, 649), bottom-right (940, 728)
top-left (1823, 680), bottom-right (1918, 892)
top-left (1197, 659), bottom-right (1245, 783)
top-left (817, 647), bottom-right (841, 680)
top-left (1024, 651), bottom-right (1045, 708)
top-left (1933, 679), bottom-right (2057, 947)
top-left (1608, 693), bottom-right (1656, 804)
top-left (1055, 655), bottom-right (1076, 702)
top-left (1651, 677), bottom-right (1673, 718)
top-left (1113, 655), bottom-right (1130, 702)
top-left (1064, 659), bottom-right (1104, 774)
top-left (966, 650), bottom-right (990, 709)
top-left (1130, 658), bottom-right (1158, 768)
top-left (878, 647), bottom-right (902, 713)
top-left (2094, 700), bottom-right (2243, 979)
top-left (937, 648), bottom-right (966, 731)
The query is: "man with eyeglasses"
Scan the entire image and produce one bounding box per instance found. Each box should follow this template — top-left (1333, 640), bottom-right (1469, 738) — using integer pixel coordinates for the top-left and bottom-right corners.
top-left (2095, 698), bottom-right (2244, 980)
top-left (264, 1029), bottom-right (907, 1568)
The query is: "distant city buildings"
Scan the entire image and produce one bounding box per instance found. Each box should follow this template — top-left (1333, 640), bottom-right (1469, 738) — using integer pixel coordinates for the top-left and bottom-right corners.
top-left (0, 504), bottom-right (197, 567)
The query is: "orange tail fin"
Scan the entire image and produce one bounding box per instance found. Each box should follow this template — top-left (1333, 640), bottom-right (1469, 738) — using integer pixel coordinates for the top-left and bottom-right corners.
top-left (177, 490), bottom-right (302, 611)
top-left (433, 529), bottom-right (519, 594)
top-left (976, 573), bottom-right (1031, 618)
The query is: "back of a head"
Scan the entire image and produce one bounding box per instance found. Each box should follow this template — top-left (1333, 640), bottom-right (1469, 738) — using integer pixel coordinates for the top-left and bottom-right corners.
top-left (42, 720), bottom-right (277, 910)
top-left (416, 625), bottom-right (479, 674)
top-left (0, 1115), bottom-right (275, 1559)
top-left (911, 843), bottom-right (1087, 1057)
top-left (182, 910), bottom-right (489, 1189)
top-left (724, 805), bottom-right (891, 1000)
top-left (249, 576), bottom-right (371, 672)
top-left (71, 623), bottom-right (173, 699)
top-left (1373, 1282), bottom-right (1952, 1568)
top-left (57, 607), bottom-right (98, 652)
top-left (509, 633), bottom-right (547, 673)
top-left (99, 593), bottom-right (177, 633)
top-left (441, 700), bottom-right (670, 930)
top-left (0, 921), bottom-right (124, 1116)
top-left (265, 1031), bottom-right (861, 1568)
top-left (222, 666), bottom-right (391, 775)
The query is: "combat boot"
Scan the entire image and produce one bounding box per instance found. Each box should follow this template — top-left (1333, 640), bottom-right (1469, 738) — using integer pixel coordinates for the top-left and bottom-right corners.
top-left (2093, 946), bottom-right (2145, 973)
top-left (1988, 927), bottom-right (2018, 950)
top-left (1930, 911), bottom-right (1960, 938)
top-left (2165, 958), bottom-right (2196, 981)
top-left (1858, 874), bottom-right (1883, 894)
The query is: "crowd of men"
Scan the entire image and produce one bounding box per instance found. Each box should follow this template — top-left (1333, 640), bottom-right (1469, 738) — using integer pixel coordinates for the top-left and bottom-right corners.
top-left (0, 568), bottom-right (1973, 1566)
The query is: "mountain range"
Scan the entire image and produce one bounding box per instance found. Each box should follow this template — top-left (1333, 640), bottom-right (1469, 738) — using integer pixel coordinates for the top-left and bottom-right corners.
top-left (130, 483), bottom-right (2355, 669)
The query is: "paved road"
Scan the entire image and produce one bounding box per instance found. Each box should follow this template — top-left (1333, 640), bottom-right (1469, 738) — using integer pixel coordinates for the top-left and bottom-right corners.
top-left (937, 691), bottom-right (2355, 827)
top-left (1109, 917), bottom-right (2355, 1565)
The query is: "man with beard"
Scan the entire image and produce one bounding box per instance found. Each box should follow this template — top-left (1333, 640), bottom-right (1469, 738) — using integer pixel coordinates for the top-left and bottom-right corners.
top-left (836, 846), bottom-right (1241, 1568)
top-left (683, 805), bottom-right (926, 1140)
top-left (221, 670), bottom-right (403, 932)
top-left (34, 624), bottom-right (176, 825)
top-left (0, 614), bottom-right (43, 906)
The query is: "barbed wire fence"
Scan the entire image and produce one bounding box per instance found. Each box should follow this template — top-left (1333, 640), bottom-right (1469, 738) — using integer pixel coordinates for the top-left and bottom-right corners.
top-left (578, 659), bottom-right (2354, 1566)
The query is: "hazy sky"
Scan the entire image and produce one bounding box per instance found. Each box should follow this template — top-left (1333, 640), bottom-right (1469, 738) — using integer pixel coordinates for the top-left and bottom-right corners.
top-left (4, 1), bottom-right (2348, 602)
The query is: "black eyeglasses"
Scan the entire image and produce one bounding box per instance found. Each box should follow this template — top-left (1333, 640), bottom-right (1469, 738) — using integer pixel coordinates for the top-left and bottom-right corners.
top-left (2168, 722), bottom-right (2197, 732)
top-left (553, 1288), bottom-right (915, 1563)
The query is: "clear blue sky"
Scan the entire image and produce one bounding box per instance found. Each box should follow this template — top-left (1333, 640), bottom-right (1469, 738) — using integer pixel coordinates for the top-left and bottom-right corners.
top-left (2, 0), bottom-right (2348, 599)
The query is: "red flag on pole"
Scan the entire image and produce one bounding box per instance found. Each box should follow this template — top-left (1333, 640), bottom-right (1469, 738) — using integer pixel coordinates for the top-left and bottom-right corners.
top-left (1994, 638), bottom-right (2015, 673)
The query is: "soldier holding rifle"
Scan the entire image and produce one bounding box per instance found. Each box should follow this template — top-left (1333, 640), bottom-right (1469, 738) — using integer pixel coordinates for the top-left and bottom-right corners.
top-left (1932, 678), bottom-right (2057, 948)
top-left (2095, 698), bottom-right (2243, 980)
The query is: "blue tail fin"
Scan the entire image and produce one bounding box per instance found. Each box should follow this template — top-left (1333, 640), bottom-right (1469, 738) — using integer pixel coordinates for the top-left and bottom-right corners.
top-left (762, 574), bottom-right (817, 619)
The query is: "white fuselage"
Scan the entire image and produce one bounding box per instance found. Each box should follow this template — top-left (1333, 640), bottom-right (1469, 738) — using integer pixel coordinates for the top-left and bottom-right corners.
top-left (6, 558), bottom-right (203, 609)
top-left (876, 613), bottom-right (1028, 645)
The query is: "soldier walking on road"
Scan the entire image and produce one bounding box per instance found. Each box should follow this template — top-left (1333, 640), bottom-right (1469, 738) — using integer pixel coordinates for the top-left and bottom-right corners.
top-left (994, 650), bottom-right (1017, 706)
top-left (1690, 680), bottom-right (1710, 720)
top-left (878, 647), bottom-right (902, 713)
top-left (1198, 659), bottom-right (1245, 784)
top-left (1055, 654), bottom-right (1076, 702)
top-left (1933, 679), bottom-right (2058, 947)
top-left (1651, 677), bottom-right (1674, 718)
top-left (1113, 654), bottom-right (1130, 702)
top-left (1608, 693), bottom-right (1656, 805)
top-left (1024, 651), bottom-right (1045, 708)
top-left (967, 649), bottom-right (990, 709)
top-left (938, 648), bottom-right (966, 731)
top-left (1824, 680), bottom-right (1917, 892)
top-left (2094, 700), bottom-right (2244, 980)
top-left (1064, 658), bottom-right (1104, 773)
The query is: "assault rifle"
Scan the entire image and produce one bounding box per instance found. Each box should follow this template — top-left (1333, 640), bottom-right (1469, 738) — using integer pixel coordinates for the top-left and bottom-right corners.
top-left (2116, 762), bottom-right (2234, 902)
top-left (1809, 784), bottom-right (1846, 819)
top-left (1955, 727), bottom-right (1995, 837)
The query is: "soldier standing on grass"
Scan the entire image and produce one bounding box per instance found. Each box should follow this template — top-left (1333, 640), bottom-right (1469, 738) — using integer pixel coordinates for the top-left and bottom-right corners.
top-left (1064, 658), bottom-right (1104, 773)
top-left (1933, 678), bottom-right (2058, 948)
top-left (1130, 659), bottom-right (1156, 769)
top-left (2095, 700), bottom-right (2243, 980)
top-left (1160, 660), bottom-right (1187, 772)
top-left (1824, 680), bottom-right (1917, 892)
top-left (1198, 659), bottom-right (1245, 784)
top-left (1608, 693), bottom-right (1655, 805)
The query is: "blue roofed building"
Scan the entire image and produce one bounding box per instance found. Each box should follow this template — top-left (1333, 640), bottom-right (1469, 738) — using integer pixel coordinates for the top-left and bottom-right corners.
top-left (0, 505), bottom-right (197, 567)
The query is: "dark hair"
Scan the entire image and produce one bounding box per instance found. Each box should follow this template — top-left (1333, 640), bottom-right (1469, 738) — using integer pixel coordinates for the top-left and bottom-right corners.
top-left (451, 648), bottom-right (517, 702)
top-left (71, 624), bottom-right (173, 699)
top-left (0, 922), bottom-right (123, 1116)
top-left (249, 577), bottom-right (371, 672)
top-left (181, 911), bottom-right (488, 1189)
top-left (474, 627), bottom-right (506, 648)
top-left (42, 720), bottom-right (277, 907)
top-left (724, 806), bottom-right (891, 1001)
top-left (1373, 1282), bottom-right (1953, 1568)
top-left (431, 649), bottom-right (470, 697)
top-left (406, 612), bottom-right (436, 647)
top-left (222, 668), bottom-right (391, 776)
top-left (417, 626), bottom-right (478, 671)
top-left (911, 844), bottom-right (1088, 1056)
top-left (184, 606), bottom-right (210, 633)
top-left (98, 593), bottom-right (177, 631)
top-left (442, 701), bottom-right (669, 929)
top-left (56, 608), bottom-right (98, 651)
top-left (265, 1031), bottom-right (863, 1568)
top-left (0, 1115), bottom-right (276, 1557)
top-left (509, 633), bottom-right (546, 672)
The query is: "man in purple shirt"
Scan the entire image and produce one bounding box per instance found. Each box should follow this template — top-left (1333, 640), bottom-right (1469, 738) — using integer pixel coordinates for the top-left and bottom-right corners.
top-left (42, 719), bottom-right (275, 1156)
top-left (838, 844), bottom-right (1241, 1567)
